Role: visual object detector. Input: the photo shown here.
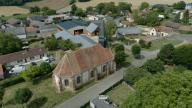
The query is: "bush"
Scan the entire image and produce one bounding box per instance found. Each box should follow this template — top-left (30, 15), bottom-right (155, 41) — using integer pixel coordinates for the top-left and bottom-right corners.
top-left (124, 67), bottom-right (151, 85)
top-left (114, 44), bottom-right (124, 52)
top-left (143, 59), bottom-right (165, 74)
top-left (0, 76), bottom-right (24, 88)
top-left (173, 65), bottom-right (187, 73)
top-left (131, 44), bottom-right (141, 58)
top-left (27, 97), bottom-right (47, 108)
top-left (115, 51), bottom-right (127, 67)
top-left (173, 44), bottom-right (192, 69)
top-left (14, 88), bottom-right (32, 104)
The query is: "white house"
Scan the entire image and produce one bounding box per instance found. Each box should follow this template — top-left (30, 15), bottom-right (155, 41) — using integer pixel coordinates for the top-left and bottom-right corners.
top-left (149, 26), bottom-right (173, 37)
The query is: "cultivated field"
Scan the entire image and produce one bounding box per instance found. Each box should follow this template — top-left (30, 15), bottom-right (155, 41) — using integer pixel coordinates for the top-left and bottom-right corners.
top-left (0, 6), bottom-right (29, 16)
top-left (25, 0), bottom-right (69, 10)
top-left (76, 0), bottom-right (192, 9)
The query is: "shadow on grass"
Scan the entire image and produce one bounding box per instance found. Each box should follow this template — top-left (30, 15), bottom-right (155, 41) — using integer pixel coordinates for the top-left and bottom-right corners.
top-left (32, 73), bottom-right (52, 85)
top-left (27, 96), bottom-right (48, 108)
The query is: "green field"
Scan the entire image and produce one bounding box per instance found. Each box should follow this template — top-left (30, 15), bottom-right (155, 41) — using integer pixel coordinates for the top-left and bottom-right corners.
top-left (145, 38), bottom-right (183, 51)
top-left (106, 83), bottom-right (133, 106)
top-left (2, 76), bottom-right (96, 108)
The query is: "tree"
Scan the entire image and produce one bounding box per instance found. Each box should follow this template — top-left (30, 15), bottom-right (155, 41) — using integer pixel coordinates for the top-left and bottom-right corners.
top-left (173, 44), bottom-right (192, 69)
top-left (121, 71), bottom-right (192, 108)
top-left (118, 2), bottom-right (132, 12)
top-left (39, 62), bottom-right (52, 74)
top-left (124, 67), bottom-right (151, 85)
top-left (143, 59), bottom-right (165, 74)
top-left (114, 44), bottom-right (124, 53)
top-left (74, 8), bottom-right (86, 17)
top-left (58, 39), bottom-right (79, 50)
top-left (173, 1), bottom-right (186, 10)
top-left (182, 10), bottom-right (189, 24)
top-left (86, 6), bottom-right (94, 13)
top-left (131, 44), bottom-right (141, 58)
top-left (30, 6), bottom-right (40, 13)
top-left (20, 66), bottom-right (40, 81)
top-left (140, 2), bottom-right (149, 10)
top-left (105, 20), bottom-right (116, 41)
top-left (174, 13), bottom-right (181, 23)
top-left (14, 88), bottom-right (32, 105)
top-left (157, 44), bottom-right (175, 64)
top-left (71, 4), bottom-right (77, 15)
top-left (0, 33), bottom-right (22, 55)
top-left (146, 11), bottom-right (160, 26)
top-left (69, 0), bottom-right (76, 4)
top-left (95, 3), bottom-right (105, 14)
top-left (45, 37), bottom-right (58, 51)
top-left (115, 51), bottom-right (127, 67)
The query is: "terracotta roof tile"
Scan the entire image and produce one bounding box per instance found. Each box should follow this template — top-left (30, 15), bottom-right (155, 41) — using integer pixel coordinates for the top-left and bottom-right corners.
top-left (53, 44), bottom-right (114, 77)
top-left (0, 48), bottom-right (46, 64)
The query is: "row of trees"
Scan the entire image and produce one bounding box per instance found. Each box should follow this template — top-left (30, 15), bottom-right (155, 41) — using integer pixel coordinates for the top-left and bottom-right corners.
top-left (122, 43), bottom-right (192, 107)
top-left (30, 6), bottom-right (56, 15)
top-left (93, 2), bottom-right (132, 17)
top-left (0, 0), bottom-right (41, 6)
top-left (0, 33), bottom-right (23, 55)
top-left (114, 44), bottom-right (127, 68)
top-left (44, 37), bottom-right (80, 51)
top-left (158, 44), bottom-right (192, 69)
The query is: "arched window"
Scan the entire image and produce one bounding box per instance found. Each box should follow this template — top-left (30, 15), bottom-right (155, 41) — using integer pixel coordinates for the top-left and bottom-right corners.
top-left (64, 79), bottom-right (69, 86)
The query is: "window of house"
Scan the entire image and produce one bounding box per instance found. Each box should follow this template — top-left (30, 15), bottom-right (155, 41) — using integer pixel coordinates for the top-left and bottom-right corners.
top-left (76, 76), bottom-right (81, 84)
top-left (103, 65), bottom-right (107, 72)
top-left (64, 79), bottom-right (69, 86)
top-left (91, 71), bottom-right (94, 78)
top-left (30, 57), bottom-right (35, 60)
top-left (17, 60), bottom-right (23, 63)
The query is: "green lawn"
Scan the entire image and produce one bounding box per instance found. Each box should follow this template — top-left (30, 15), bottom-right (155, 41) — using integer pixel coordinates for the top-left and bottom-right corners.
top-left (2, 77), bottom-right (97, 108)
top-left (144, 38), bottom-right (182, 51)
top-left (106, 83), bottom-right (133, 106)
top-left (2, 77), bottom-right (74, 108)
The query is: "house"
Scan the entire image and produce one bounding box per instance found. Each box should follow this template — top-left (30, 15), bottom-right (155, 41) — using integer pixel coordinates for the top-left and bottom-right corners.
top-left (52, 44), bottom-right (116, 92)
top-left (87, 15), bottom-right (100, 21)
top-left (7, 18), bottom-right (22, 27)
top-left (90, 95), bottom-right (117, 108)
top-left (55, 30), bottom-right (97, 49)
top-left (149, 26), bottom-right (173, 37)
top-left (4, 27), bottom-right (27, 39)
top-left (158, 14), bottom-right (165, 20)
top-left (117, 27), bottom-right (141, 38)
top-left (86, 23), bottom-right (99, 36)
top-left (26, 26), bottom-right (39, 36)
top-left (185, 3), bottom-right (192, 10)
top-left (57, 20), bottom-right (88, 35)
top-left (0, 48), bottom-right (47, 67)
top-left (46, 14), bottom-right (72, 23)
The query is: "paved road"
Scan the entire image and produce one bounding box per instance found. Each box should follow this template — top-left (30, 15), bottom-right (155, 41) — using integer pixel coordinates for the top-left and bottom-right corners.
top-left (56, 69), bottom-right (125, 108)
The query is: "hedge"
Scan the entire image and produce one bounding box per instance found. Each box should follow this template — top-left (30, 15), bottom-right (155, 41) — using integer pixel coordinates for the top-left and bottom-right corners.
top-left (0, 76), bottom-right (24, 88)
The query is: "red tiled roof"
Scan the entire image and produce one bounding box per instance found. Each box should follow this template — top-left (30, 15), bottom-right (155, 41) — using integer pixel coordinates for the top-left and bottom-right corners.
top-left (0, 48), bottom-right (46, 64)
top-left (26, 27), bottom-right (38, 33)
top-left (155, 26), bottom-right (173, 33)
top-left (53, 44), bottom-right (114, 77)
